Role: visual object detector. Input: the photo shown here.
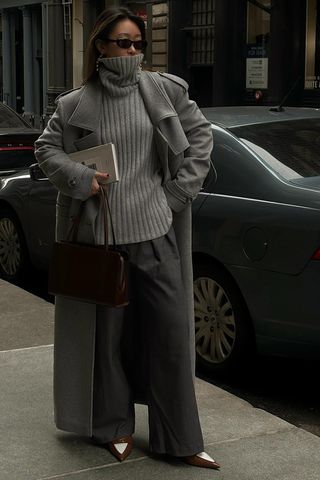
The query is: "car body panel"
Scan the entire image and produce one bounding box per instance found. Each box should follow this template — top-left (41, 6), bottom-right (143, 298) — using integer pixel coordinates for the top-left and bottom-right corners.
top-left (229, 261), bottom-right (320, 357)
top-left (193, 192), bottom-right (320, 275)
top-left (0, 172), bottom-right (56, 269)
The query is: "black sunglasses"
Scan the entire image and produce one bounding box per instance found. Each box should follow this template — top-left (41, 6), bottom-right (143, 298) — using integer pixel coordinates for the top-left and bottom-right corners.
top-left (106, 38), bottom-right (148, 50)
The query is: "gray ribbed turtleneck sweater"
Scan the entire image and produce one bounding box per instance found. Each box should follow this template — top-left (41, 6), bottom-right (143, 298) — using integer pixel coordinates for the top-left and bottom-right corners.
top-left (98, 54), bottom-right (172, 244)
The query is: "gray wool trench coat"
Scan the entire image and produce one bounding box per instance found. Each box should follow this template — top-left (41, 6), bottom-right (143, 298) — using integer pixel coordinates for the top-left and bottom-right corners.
top-left (35, 71), bottom-right (213, 436)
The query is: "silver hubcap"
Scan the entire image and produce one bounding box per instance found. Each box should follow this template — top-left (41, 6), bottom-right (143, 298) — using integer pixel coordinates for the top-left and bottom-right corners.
top-left (194, 276), bottom-right (236, 364)
top-left (0, 217), bottom-right (21, 276)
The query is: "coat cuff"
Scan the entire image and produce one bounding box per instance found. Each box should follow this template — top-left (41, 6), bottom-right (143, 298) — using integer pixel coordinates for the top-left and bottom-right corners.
top-left (65, 166), bottom-right (96, 200)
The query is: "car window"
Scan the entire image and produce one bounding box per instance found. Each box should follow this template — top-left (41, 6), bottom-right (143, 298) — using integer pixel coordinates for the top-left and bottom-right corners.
top-left (231, 119), bottom-right (320, 177)
top-left (240, 139), bottom-right (302, 180)
top-left (204, 127), bottom-right (277, 198)
top-left (0, 103), bottom-right (27, 128)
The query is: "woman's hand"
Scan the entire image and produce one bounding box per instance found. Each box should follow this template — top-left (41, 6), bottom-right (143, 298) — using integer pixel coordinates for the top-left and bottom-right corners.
top-left (91, 171), bottom-right (110, 195)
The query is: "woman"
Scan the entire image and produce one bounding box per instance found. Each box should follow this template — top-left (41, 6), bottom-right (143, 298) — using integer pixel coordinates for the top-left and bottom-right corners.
top-left (35, 6), bottom-right (219, 470)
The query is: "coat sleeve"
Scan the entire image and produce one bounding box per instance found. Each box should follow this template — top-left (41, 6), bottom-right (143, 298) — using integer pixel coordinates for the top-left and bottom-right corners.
top-left (161, 75), bottom-right (213, 212)
top-left (34, 100), bottom-right (96, 201)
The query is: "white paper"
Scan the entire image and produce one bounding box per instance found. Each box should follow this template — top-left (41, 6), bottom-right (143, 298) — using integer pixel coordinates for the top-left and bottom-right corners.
top-left (69, 143), bottom-right (119, 184)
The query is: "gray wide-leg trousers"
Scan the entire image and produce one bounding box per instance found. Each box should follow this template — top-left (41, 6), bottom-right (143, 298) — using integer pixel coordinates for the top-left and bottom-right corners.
top-left (92, 227), bottom-right (204, 456)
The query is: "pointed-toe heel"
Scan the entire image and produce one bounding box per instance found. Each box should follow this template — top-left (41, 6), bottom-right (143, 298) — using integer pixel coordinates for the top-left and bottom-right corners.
top-left (108, 435), bottom-right (133, 462)
top-left (183, 451), bottom-right (220, 469)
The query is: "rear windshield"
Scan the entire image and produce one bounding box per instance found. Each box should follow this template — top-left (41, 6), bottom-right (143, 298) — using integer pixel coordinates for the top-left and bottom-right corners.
top-left (231, 119), bottom-right (320, 178)
top-left (0, 103), bottom-right (27, 128)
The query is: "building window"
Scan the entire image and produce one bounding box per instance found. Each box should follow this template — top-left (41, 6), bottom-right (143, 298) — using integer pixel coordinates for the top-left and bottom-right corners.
top-left (305, 0), bottom-right (320, 89)
top-left (150, 2), bottom-right (168, 71)
top-left (62, 1), bottom-right (72, 40)
top-left (190, 0), bottom-right (214, 65)
top-left (246, 0), bottom-right (270, 90)
top-left (126, 2), bottom-right (168, 72)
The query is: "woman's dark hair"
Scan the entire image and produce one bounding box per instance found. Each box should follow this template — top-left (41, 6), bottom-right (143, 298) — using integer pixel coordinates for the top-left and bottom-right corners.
top-left (83, 7), bottom-right (146, 84)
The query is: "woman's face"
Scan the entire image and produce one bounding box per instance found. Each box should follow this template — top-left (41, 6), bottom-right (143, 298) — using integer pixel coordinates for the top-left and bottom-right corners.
top-left (98, 19), bottom-right (143, 58)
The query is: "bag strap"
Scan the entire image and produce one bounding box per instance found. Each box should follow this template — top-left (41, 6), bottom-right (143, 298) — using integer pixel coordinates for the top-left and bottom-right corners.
top-left (66, 186), bottom-right (117, 248)
top-left (100, 186), bottom-right (117, 248)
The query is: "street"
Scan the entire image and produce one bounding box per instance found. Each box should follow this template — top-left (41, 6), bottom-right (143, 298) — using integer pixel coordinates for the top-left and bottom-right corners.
top-left (198, 357), bottom-right (320, 438)
top-left (16, 268), bottom-right (320, 440)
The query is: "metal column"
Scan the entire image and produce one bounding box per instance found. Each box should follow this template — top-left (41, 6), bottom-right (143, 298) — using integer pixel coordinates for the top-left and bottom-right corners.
top-left (21, 6), bottom-right (34, 117)
top-left (41, 2), bottom-right (48, 117)
top-left (46, 0), bottom-right (67, 116)
top-left (73, 0), bottom-right (84, 88)
top-left (1, 9), bottom-right (16, 109)
top-left (32, 8), bottom-right (42, 122)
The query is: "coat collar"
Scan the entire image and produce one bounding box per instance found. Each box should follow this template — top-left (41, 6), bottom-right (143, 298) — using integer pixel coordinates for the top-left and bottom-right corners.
top-left (67, 72), bottom-right (178, 132)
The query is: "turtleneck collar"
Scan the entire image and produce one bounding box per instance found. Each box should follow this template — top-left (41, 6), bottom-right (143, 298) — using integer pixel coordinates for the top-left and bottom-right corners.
top-left (98, 53), bottom-right (143, 97)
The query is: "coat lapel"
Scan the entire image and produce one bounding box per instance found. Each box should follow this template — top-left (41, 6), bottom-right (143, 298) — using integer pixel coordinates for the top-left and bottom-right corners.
top-left (68, 81), bottom-right (102, 131)
top-left (139, 72), bottom-right (190, 156)
top-left (68, 82), bottom-right (102, 150)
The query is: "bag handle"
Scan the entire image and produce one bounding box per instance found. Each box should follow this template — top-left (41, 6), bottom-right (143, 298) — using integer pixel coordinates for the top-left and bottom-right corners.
top-left (100, 186), bottom-right (117, 248)
top-left (66, 186), bottom-right (117, 249)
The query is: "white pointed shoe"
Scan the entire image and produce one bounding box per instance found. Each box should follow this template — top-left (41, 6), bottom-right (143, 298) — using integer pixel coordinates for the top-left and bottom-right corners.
top-left (108, 436), bottom-right (133, 462)
top-left (183, 451), bottom-right (220, 469)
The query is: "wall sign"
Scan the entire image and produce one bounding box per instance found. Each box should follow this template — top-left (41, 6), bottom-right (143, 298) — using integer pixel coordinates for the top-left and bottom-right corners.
top-left (246, 45), bottom-right (268, 89)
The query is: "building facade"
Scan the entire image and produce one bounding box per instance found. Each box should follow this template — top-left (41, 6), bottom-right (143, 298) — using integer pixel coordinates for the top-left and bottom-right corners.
top-left (167, 0), bottom-right (320, 108)
top-left (0, 0), bottom-right (319, 126)
top-left (0, 0), bottom-right (107, 126)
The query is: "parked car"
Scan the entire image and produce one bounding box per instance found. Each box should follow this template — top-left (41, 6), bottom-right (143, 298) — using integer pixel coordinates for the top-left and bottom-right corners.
top-left (0, 102), bottom-right (41, 176)
top-left (193, 106), bottom-right (320, 373)
top-left (1, 106), bottom-right (320, 373)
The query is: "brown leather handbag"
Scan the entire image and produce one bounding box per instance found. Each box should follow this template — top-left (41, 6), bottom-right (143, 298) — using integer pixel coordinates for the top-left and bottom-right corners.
top-left (48, 187), bottom-right (129, 307)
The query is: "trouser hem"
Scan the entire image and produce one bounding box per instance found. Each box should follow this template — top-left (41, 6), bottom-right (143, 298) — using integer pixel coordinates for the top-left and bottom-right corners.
top-left (91, 430), bottom-right (134, 445)
top-left (149, 443), bottom-right (205, 457)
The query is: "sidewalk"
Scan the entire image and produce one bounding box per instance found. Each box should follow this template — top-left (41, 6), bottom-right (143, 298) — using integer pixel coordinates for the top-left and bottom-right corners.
top-left (1, 278), bottom-right (320, 480)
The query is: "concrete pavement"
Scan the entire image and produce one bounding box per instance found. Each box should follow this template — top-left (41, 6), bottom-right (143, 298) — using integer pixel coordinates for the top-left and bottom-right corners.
top-left (1, 278), bottom-right (320, 480)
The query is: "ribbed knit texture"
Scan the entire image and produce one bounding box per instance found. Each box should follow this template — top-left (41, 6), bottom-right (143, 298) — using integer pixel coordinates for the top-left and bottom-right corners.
top-left (97, 55), bottom-right (172, 245)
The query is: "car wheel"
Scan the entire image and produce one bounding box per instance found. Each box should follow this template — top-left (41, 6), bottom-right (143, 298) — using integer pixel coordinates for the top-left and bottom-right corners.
top-left (193, 262), bottom-right (254, 374)
top-left (0, 208), bottom-right (29, 282)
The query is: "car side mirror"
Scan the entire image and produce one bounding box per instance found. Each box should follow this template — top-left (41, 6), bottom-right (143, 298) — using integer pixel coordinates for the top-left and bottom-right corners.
top-left (29, 163), bottom-right (48, 181)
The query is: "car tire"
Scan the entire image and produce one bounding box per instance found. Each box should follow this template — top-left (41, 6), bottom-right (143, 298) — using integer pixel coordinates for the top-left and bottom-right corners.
top-left (0, 207), bottom-right (29, 282)
top-left (193, 261), bottom-right (254, 375)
